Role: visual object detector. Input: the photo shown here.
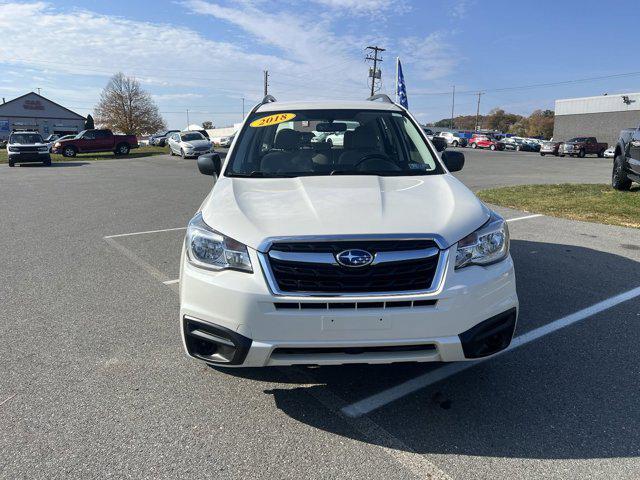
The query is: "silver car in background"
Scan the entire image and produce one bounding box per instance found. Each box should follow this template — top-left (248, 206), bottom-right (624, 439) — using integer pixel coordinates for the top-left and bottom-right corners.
top-left (167, 131), bottom-right (213, 159)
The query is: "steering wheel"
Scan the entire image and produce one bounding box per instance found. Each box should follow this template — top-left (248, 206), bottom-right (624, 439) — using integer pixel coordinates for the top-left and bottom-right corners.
top-left (352, 153), bottom-right (399, 171)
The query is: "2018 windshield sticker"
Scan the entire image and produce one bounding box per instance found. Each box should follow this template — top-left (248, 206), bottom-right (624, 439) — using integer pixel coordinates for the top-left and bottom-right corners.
top-left (249, 113), bottom-right (296, 128)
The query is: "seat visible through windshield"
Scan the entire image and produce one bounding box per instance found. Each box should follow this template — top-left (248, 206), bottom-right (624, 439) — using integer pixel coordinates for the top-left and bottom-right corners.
top-left (226, 109), bottom-right (442, 177)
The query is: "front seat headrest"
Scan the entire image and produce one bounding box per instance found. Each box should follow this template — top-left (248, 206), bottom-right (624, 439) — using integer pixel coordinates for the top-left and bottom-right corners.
top-left (274, 129), bottom-right (299, 150)
top-left (351, 126), bottom-right (377, 150)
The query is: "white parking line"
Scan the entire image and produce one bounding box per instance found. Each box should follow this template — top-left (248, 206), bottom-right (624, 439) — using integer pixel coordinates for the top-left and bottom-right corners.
top-left (506, 214), bottom-right (543, 223)
top-left (163, 279), bottom-right (180, 285)
top-left (341, 285), bottom-right (640, 418)
top-left (104, 226), bottom-right (186, 239)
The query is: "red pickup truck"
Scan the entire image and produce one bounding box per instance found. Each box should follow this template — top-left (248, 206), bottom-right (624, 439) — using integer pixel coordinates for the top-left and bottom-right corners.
top-left (52, 129), bottom-right (139, 157)
top-left (558, 137), bottom-right (607, 158)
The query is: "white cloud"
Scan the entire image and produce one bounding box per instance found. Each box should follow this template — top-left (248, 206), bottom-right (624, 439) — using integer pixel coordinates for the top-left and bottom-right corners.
top-left (310, 0), bottom-right (407, 16)
top-left (399, 33), bottom-right (459, 80)
top-left (0, 1), bottom-right (286, 97)
top-left (451, 0), bottom-right (475, 19)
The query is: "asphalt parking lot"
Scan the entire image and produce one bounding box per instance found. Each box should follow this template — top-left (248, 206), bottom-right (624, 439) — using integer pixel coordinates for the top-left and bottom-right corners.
top-left (1, 148), bottom-right (639, 479)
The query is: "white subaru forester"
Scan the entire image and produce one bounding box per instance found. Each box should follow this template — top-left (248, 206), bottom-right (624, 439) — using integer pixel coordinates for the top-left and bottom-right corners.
top-left (179, 95), bottom-right (518, 367)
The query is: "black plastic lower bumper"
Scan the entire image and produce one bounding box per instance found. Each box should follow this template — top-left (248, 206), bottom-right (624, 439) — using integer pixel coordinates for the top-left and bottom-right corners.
top-left (459, 308), bottom-right (517, 359)
top-left (9, 153), bottom-right (51, 163)
top-left (183, 316), bottom-right (252, 365)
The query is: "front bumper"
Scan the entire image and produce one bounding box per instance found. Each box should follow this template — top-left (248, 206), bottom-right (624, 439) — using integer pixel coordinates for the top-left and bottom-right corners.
top-left (8, 152), bottom-right (51, 163)
top-left (179, 246), bottom-right (519, 367)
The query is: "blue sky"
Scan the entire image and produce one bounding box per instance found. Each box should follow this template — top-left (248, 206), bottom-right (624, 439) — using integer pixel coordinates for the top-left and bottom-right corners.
top-left (1, 0), bottom-right (639, 129)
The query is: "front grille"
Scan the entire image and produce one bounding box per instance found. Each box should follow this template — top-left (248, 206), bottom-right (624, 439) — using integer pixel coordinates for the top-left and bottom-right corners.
top-left (266, 239), bottom-right (440, 294)
top-left (15, 146), bottom-right (39, 152)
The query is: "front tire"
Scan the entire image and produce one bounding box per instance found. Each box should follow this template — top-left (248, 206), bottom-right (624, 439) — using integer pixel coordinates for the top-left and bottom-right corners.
top-left (612, 155), bottom-right (632, 191)
top-left (540, 153), bottom-right (546, 156)
top-left (598, 149), bottom-right (605, 158)
top-left (180, 148), bottom-right (186, 159)
top-left (471, 142), bottom-right (477, 149)
top-left (452, 140), bottom-right (459, 147)
top-left (44, 158), bottom-right (52, 166)
top-left (578, 149), bottom-right (585, 158)
top-left (490, 144), bottom-right (496, 151)
top-left (62, 146), bottom-right (76, 158)
top-left (8, 159), bottom-right (15, 167)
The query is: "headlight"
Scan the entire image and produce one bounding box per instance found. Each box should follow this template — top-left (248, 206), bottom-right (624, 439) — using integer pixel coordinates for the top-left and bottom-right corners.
top-left (455, 211), bottom-right (509, 269)
top-left (186, 212), bottom-right (252, 272)
top-left (8, 146), bottom-right (19, 152)
top-left (54, 142), bottom-right (61, 147)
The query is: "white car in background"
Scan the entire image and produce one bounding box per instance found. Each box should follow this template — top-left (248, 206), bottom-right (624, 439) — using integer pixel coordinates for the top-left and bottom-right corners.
top-left (179, 95), bottom-right (518, 368)
top-left (167, 131), bottom-right (213, 158)
top-left (603, 145), bottom-right (615, 158)
top-left (437, 131), bottom-right (467, 147)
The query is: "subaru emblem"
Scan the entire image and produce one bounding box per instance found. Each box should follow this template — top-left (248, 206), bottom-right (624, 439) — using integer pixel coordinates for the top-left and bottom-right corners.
top-left (336, 249), bottom-right (374, 268)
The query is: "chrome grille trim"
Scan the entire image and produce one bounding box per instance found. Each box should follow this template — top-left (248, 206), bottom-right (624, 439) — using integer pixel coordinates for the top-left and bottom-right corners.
top-left (257, 235), bottom-right (450, 298)
top-left (267, 247), bottom-right (439, 266)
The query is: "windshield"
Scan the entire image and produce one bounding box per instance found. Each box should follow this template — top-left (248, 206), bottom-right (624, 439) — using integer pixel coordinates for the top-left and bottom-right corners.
top-left (181, 132), bottom-right (205, 141)
top-left (568, 137), bottom-right (588, 142)
top-left (10, 133), bottom-right (43, 144)
top-left (226, 109), bottom-right (443, 178)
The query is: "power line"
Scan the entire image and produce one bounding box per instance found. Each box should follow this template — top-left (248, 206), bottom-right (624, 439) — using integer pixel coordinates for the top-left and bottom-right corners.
top-left (411, 71), bottom-right (640, 97)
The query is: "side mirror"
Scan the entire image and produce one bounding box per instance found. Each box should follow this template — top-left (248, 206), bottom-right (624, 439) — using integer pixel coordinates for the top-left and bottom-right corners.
top-left (197, 152), bottom-right (222, 176)
top-left (431, 136), bottom-right (447, 152)
top-left (441, 150), bottom-right (464, 172)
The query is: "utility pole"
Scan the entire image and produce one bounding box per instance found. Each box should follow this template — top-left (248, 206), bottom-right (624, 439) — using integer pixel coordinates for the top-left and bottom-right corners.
top-left (450, 85), bottom-right (456, 129)
top-left (365, 46), bottom-right (385, 97)
top-left (242, 97), bottom-right (245, 119)
top-left (37, 87), bottom-right (41, 96)
top-left (263, 70), bottom-right (269, 96)
top-left (186, 109), bottom-right (190, 128)
top-left (475, 92), bottom-right (484, 131)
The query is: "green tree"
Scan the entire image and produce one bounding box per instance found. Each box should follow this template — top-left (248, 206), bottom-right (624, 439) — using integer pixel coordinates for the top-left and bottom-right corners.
top-left (526, 109), bottom-right (554, 139)
top-left (202, 121), bottom-right (214, 129)
top-left (509, 117), bottom-right (530, 137)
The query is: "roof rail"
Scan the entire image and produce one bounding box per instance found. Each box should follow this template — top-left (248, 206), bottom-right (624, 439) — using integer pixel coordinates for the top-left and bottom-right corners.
top-left (248, 94), bottom-right (278, 118)
top-left (366, 94), bottom-right (394, 104)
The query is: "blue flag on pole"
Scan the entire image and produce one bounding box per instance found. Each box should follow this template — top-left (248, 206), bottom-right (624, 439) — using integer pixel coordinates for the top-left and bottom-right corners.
top-left (396, 58), bottom-right (408, 109)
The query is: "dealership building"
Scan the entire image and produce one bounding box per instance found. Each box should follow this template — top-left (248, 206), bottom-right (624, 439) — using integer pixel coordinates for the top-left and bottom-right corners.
top-left (0, 91), bottom-right (85, 141)
top-left (553, 92), bottom-right (640, 146)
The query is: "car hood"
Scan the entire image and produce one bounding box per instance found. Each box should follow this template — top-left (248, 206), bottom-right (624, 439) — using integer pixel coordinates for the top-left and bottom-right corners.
top-left (183, 139), bottom-right (210, 148)
top-left (200, 174), bottom-right (490, 251)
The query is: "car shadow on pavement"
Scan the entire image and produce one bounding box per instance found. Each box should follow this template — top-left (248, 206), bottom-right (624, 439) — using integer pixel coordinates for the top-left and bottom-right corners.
top-left (17, 162), bottom-right (90, 167)
top-left (221, 240), bottom-right (640, 460)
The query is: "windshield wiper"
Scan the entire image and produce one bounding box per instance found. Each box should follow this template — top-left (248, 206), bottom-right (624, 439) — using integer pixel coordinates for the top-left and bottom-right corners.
top-left (329, 169), bottom-right (428, 176)
top-left (227, 171), bottom-right (297, 178)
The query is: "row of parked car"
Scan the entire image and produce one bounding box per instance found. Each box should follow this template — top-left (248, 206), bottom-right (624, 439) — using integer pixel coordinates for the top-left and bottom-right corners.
top-left (149, 129), bottom-right (235, 148)
top-left (423, 128), bottom-right (546, 152)
top-left (423, 128), bottom-right (617, 159)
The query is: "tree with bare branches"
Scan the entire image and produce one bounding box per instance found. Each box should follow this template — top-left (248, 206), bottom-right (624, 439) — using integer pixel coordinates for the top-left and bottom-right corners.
top-left (94, 73), bottom-right (166, 135)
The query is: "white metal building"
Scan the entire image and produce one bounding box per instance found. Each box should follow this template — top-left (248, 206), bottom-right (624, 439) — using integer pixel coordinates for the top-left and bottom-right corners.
top-left (553, 92), bottom-right (640, 145)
